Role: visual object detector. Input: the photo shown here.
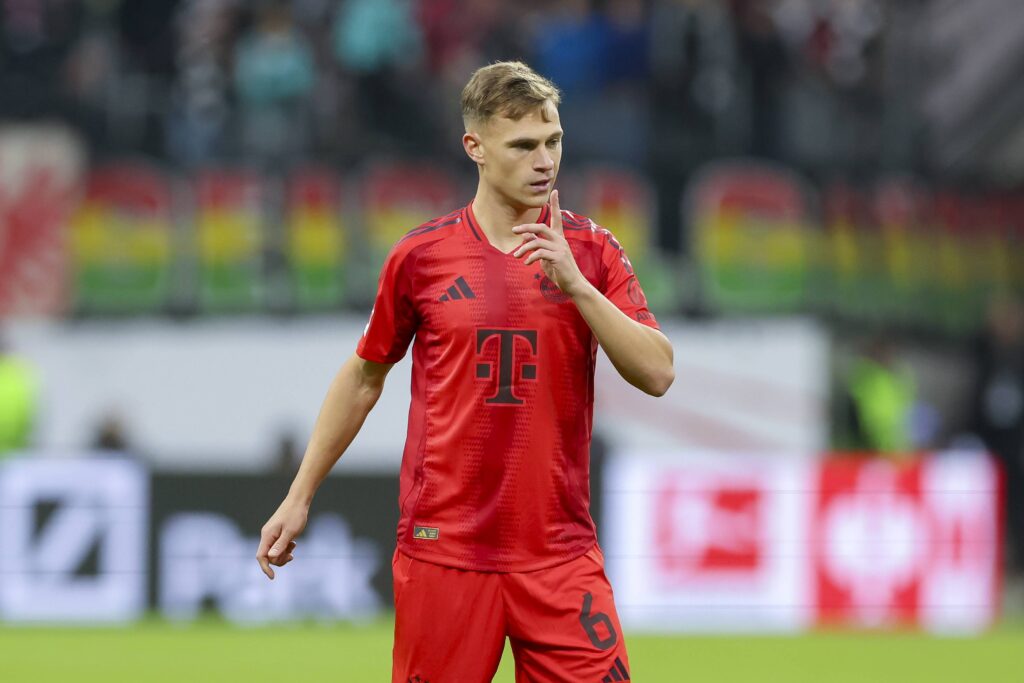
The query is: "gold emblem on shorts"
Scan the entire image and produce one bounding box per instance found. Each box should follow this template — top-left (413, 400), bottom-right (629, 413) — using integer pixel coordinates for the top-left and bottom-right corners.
top-left (413, 526), bottom-right (439, 540)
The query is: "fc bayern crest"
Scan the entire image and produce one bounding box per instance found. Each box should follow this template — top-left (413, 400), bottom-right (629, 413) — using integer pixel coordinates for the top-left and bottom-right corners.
top-left (537, 274), bottom-right (571, 304)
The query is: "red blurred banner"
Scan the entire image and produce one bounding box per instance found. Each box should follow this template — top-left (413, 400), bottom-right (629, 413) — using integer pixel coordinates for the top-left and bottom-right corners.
top-left (0, 128), bottom-right (83, 316)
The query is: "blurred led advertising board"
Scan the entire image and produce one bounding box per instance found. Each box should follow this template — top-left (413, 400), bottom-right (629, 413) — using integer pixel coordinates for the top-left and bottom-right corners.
top-left (688, 161), bottom-right (813, 313)
top-left (0, 459), bottom-right (398, 624)
top-left (151, 473), bottom-right (395, 624)
top-left (3, 454), bottom-right (998, 632)
top-left (604, 451), bottom-right (1001, 635)
top-left (69, 162), bottom-right (174, 314)
top-left (0, 458), bottom-right (147, 622)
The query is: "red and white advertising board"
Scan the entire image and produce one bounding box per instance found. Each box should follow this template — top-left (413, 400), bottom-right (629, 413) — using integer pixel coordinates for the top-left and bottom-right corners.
top-left (811, 454), bottom-right (1000, 633)
top-left (605, 452), bottom-right (812, 632)
top-left (604, 452), bottom-right (1000, 634)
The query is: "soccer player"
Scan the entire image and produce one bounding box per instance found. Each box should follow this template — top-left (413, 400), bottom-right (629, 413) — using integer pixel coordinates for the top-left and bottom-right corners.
top-left (257, 61), bottom-right (674, 682)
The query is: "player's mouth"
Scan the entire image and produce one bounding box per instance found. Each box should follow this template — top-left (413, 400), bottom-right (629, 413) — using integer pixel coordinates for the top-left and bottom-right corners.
top-left (528, 179), bottom-right (552, 193)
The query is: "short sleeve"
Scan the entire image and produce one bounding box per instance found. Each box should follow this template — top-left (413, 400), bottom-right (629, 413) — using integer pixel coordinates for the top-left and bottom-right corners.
top-left (599, 230), bottom-right (659, 330)
top-left (356, 247), bottom-right (418, 363)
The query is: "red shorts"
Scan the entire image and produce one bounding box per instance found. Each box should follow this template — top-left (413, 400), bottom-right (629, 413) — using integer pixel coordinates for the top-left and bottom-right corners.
top-left (391, 544), bottom-right (631, 683)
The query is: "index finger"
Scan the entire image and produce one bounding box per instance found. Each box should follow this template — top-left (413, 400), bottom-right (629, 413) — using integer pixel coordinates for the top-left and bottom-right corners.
top-left (513, 223), bottom-right (558, 240)
top-left (549, 189), bottom-right (562, 233)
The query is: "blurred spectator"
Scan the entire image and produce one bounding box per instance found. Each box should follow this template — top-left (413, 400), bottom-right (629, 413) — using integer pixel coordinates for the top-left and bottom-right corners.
top-left (332, 0), bottom-right (432, 154)
top-left (0, 0), bottom-right (81, 119)
top-left (274, 430), bottom-right (302, 475)
top-left (532, 0), bottom-right (609, 100)
top-left (531, 0), bottom-right (653, 166)
top-left (0, 334), bottom-right (39, 456)
top-left (63, 26), bottom-right (117, 104)
top-left (603, 0), bottom-right (649, 86)
top-left (968, 295), bottom-right (1024, 576)
top-left (733, 0), bottom-right (789, 160)
top-left (166, 0), bottom-right (236, 166)
top-left (62, 4), bottom-right (121, 153)
top-left (836, 334), bottom-right (917, 457)
top-left (770, 0), bottom-right (887, 171)
top-left (117, 0), bottom-right (178, 78)
top-left (648, 0), bottom-right (739, 252)
top-left (116, 0), bottom-right (187, 157)
top-left (586, 0), bottom-right (651, 166)
top-left (91, 413), bottom-right (131, 453)
top-left (409, 0), bottom-right (460, 75)
top-left (333, 0), bottom-right (422, 73)
top-left (234, 2), bottom-right (316, 166)
top-left (417, 0), bottom-right (533, 160)
top-left (418, 0), bottom-right (526, 76)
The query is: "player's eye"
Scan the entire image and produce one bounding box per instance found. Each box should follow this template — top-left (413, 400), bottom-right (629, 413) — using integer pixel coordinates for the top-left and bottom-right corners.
top-left (547, 138), bottom-right (560, 148)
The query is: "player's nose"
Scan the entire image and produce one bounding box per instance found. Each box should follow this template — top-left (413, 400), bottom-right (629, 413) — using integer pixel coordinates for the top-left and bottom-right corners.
top-left (533, 148), bottom-right (554, 172)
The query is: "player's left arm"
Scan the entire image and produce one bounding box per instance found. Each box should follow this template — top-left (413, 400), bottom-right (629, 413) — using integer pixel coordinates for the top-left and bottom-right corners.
top-left (513, 190), bottom-right (674, 397)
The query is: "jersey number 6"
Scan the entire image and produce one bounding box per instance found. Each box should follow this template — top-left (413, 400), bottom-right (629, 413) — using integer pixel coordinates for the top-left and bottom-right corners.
top-left (579, 592), bottom-right (618, 650)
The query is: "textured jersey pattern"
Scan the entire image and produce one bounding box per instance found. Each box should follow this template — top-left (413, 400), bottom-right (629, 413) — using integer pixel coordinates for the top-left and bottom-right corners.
top-left (357, 202), bottom-right (659, 572)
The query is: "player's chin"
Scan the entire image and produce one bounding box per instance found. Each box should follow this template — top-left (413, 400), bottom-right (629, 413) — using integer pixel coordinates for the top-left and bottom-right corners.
top-left (520, 186), bottom-right (551, 207)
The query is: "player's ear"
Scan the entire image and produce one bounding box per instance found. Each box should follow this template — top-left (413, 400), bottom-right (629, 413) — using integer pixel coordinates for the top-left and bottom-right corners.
top-left (463, 131), bottom-right (485, 166)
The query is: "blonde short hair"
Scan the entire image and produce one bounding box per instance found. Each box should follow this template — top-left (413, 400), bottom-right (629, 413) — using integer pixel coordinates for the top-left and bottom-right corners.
top-left (461, 61), bottom-right (561, 129)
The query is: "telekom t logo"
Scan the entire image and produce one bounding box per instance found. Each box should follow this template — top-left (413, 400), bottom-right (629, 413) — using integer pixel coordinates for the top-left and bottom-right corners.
top-left (475, 328), bottom-right (538, 405)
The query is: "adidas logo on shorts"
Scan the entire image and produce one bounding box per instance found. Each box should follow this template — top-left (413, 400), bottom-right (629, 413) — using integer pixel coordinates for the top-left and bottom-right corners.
top-left (601, 656), bottom-right (630, 681)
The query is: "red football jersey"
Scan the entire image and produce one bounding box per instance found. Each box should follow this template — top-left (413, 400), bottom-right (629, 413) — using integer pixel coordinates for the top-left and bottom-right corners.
top-left (357, 201), bottom-right (659, 571)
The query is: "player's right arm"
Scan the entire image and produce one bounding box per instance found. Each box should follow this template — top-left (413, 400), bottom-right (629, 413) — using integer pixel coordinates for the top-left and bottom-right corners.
top-left (256, 353), bottom-right (393, 579)
top-left (258, 234), bottom-right (419, 579)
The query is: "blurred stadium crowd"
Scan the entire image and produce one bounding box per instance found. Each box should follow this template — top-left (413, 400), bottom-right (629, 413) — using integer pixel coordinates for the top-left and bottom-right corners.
top-left (0, 0), bottom-right (906, 173)
top-left (3, 0), bottom-right (1022, 178)
top-left (0, 0), bottom-right (1015, 175)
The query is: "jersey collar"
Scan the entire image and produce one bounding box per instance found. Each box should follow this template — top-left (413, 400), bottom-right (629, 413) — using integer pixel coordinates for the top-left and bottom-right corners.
top-left (464, 201), bottom-right (551, 242)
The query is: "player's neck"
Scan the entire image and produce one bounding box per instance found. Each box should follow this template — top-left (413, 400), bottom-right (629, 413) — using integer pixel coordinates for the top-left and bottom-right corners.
top-left (472, 183), bottom-right (544, 253)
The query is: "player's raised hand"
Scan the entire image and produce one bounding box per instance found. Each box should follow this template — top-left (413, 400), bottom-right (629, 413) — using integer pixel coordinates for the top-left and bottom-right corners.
top-left (256, 499), bottom-right (307, 579)
top-left (512, 190), bottom-right (586, 297)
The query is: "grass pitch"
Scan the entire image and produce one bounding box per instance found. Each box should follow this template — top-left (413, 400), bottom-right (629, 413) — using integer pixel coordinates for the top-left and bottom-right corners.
top-left (1, 617), bottom-right (1021, 682)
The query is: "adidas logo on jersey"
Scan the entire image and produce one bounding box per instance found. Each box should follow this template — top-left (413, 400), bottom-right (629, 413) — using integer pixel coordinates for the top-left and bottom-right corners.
top-left (438, 276), bottom-right (476, 302)
top-left (601, 656), bottom-right (630, 681)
